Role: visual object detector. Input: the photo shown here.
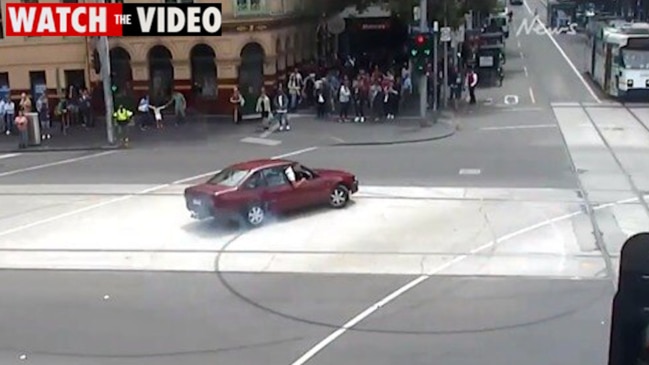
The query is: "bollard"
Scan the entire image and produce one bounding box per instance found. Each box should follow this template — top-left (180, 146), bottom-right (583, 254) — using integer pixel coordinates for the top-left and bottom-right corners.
top-left (25, 112), bottom-right (41, 146)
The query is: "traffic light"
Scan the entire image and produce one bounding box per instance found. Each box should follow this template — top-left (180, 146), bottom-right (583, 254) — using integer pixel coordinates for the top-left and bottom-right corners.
top-left (110, 72), bottom-right (118, 93)
top-left (609, 232), bottom-right (649, 365)
top-left (409, 32), bottom-right (431, 71)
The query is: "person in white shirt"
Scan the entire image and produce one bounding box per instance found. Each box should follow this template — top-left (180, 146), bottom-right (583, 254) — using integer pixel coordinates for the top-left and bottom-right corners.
top-left (287, 69), bottom-right (303, 112)
top-left (0, 98), bottom-right (6, 133)
top-left (4, 97), bottom-right (15, 134)
top-left (338, 80), bottom-right (351, 122)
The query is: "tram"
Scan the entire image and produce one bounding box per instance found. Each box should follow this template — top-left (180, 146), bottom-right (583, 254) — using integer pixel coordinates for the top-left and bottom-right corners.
top-left (589, 22), bottom-right (649, 99)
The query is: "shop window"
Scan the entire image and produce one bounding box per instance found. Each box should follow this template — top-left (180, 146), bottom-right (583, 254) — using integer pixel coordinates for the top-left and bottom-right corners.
top-left (29, 71), bottom-right (47, 100)
top-left (0, 73), bottom-right (8, 88)
top-left (236, 0), bottom-right (266, 14)
top-left (0, 6), bottom-right (4, 39)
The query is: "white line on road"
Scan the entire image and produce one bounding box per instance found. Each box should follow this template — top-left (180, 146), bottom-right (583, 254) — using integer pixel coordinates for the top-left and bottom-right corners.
top-left (517, 39), bottom-right (521, 48)
top-left (481, 124), bottom-right (556, 131)
top-left (0, 146), bottom-right (319, 238)
top-left (458, 168), bottom-right (481, 175)
top-left (240, 137), bottom-right (282, 146)
top-left (523, 66), bottom-right (529, 77)
top-left (288, 193), bottom-right (640, 365)
top-left (0, 151), bottom-right (117, 178)
top-left (259, 123), bottom-right (280, 138)
top-left (523, 0), bottom-right (601, 103)
top-left (529, 87), bottom-right (536, 103)
top-left (519, 51), bottom-right (524, 58)
top-left (0, 153), bottom-right (21, 160)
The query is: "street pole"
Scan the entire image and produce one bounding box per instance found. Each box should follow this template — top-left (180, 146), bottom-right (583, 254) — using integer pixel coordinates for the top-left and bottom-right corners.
top-left (418, 0), bottom-right (427, 118)
top-left (433, 21), bottom-right (438, 113)
top-left (98, 35), bottom-right (115, 145)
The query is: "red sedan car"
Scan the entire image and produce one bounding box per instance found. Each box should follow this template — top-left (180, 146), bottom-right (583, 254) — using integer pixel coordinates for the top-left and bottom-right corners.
top-left (184, 159), bottom-right (359, 226)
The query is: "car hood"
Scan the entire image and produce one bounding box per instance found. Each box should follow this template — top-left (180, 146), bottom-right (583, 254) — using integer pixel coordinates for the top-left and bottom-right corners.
top-left (185, 183), bottom-right (237, 197)
top-left (313, 168), bottom-right (354, 179)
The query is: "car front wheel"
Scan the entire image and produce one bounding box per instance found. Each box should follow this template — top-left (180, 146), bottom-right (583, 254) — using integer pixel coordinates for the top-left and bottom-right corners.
top-left (244, 204), bottom-right (266, 227)
top-left (329, 184), bottom-right (350, 208)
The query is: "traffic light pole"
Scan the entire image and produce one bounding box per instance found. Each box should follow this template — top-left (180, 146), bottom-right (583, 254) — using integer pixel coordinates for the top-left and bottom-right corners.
top-left (98, 35), bottom-right (115, 145)
top-left (418, 0), bottom-right (427, 118)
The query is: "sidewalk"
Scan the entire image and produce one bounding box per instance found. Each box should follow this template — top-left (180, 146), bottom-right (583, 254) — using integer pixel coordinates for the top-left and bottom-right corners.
top-left (260, 111), bottom-right (456, 147)
top-left (0, 116), bottom-right (238, 153)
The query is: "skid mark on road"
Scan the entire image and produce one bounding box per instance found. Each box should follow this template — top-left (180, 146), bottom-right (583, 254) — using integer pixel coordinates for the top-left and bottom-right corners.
top-left (287, 193), bottom-right (641, 364)
top-left (0, 147), bottom-right (318, 238)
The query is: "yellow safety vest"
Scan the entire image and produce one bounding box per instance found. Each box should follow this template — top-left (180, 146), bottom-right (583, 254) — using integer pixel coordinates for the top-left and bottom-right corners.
top-left (113, 108), bottom-right (132, 122)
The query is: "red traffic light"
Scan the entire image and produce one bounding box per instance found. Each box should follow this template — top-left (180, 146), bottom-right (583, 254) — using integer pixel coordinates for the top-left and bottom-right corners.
top-left (416, 34), bottom-right (425, 44)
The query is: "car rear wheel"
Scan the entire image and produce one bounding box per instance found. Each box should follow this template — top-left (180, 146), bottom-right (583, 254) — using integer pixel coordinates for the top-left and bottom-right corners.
top-left (329, 184), bottom-right (350, 208)
top-left (245, 204), bottom-right (266, 227)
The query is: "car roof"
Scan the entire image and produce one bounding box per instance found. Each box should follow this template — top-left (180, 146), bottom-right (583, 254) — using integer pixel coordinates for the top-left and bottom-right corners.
top-left (229, 159), bottom-right (293, 171)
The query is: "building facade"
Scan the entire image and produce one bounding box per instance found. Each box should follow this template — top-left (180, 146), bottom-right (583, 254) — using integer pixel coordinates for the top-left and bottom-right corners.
top-left (0, 0), bottom-right (319, 114)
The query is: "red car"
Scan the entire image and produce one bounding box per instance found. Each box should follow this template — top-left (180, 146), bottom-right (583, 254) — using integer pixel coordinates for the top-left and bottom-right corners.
top-left (184, 159), bottom-right (359, 226)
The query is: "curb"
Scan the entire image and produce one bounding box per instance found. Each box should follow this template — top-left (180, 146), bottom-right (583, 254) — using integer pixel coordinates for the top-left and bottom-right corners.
top-left (0, 145), bottom-right (119, 153)
top-left (328, 121), bottom-right (456, 147)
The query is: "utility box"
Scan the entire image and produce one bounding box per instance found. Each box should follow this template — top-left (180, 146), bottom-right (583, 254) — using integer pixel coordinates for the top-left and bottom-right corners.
top-left (25, 112), bottom-right (41, 146)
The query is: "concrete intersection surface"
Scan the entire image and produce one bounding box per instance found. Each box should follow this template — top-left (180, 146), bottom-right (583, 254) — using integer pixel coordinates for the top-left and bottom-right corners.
top-left (1, 7), bottom-right (649, 364)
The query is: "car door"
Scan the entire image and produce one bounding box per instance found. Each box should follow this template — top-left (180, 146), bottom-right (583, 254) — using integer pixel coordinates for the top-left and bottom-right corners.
top-left (283, 164), bottom-right (324, 208)
top-left (292, 165), bottom-right (331, 206)
top-left (259, 167), bottom-right (298, 213)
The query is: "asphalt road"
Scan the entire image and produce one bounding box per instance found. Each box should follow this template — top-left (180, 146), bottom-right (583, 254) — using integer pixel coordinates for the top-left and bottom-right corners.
top-left (2, 6), bottom-right (649, 364)
top-left (0, 271), bottom-right (612, 365)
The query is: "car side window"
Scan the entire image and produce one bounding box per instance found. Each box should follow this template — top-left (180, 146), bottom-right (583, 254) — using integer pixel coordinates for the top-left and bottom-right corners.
top-left (243, 171), bottom-right (266, 189)
top-left (261, 167), bottom-right (290, 187)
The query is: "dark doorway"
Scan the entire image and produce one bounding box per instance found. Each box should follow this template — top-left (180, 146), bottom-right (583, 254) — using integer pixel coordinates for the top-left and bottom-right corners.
top-left (190, 44), bottom-right (217, 99)
top-left (238, 42), bottom-right (265, 115)
top-left (148, 45), bottom-right (174, 105)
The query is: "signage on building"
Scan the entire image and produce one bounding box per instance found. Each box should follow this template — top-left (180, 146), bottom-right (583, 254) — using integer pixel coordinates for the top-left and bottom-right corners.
top-left (4, 3), bottom-right (223, 37)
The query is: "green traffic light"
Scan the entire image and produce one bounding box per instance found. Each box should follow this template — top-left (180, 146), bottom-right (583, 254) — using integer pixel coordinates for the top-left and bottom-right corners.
top-left (111, 85), bottom-right (117, 92)
top-left (411, 49), bottom-right (417, 56)
top-left (424, 49), bottom-right (431, 55)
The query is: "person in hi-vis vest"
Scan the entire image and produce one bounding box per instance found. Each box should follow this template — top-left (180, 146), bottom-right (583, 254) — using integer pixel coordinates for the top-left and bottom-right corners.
top-left (466, 69), bottom-right (478, 104)
top-left (113, 105), bottom-right (133, 147)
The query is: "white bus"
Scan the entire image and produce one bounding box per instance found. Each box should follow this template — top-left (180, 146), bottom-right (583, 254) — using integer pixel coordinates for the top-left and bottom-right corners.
top-left (589, 22), bottom-right (649, 99)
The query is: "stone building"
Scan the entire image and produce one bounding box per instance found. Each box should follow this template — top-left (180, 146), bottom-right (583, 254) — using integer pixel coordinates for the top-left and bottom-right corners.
top-left (0, 0), bottom-right (319, 114)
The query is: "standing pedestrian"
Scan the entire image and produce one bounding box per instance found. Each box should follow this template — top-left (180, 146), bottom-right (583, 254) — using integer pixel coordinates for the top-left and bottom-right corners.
top-left (338, 80), bottom-right (351, 122)
top-left (274, 86), bottom-right (290, 131)
top-left (255, 87), bottom-right (272, 129)
top-left (113, 104), bottom-right (133, 147)
top-left (15, 110), bottom-right (29, 149)
top-left (4, 97), bottom-right (15, 134)
top-left (0, 97), bottom-right (6, 134)
top-left (466, 68), bottom-right (478, 104)
top-left (170, 91), bottom-right (186, 126)
top-left (36, 93), bottom-right (51, 139)
top-left (229, 87), bottom-right (244, 124)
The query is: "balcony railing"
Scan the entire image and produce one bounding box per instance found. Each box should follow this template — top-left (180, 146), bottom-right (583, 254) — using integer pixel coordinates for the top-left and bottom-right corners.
top-left (232, 0), bottom-right (288, 17)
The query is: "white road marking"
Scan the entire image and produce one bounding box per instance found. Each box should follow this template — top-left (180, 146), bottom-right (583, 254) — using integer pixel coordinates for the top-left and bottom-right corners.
top-left (288, 193), bottom-right (642, 365)
top-left (458, 168), bottom-right (481, 175)
top-left (259, 123), bottom-right (280, 138)
top-left (481, 124), bottom-right (556, 131)
top-left (523, 0), bottom-right (601, 103)
top-left (240, 137), bottom-right (282, 146)
top-left (529, 87), bottom-right (536, 103)
top-left (0, 151), bottom-right (117, 178)
top-left (504, 95), bottom-right (519, 105)
top-left (551, 102), bottom-right (581, 107)
top-left (519, 51), bottom-right (525, 58)
top-left (523, 66), bottom-right (529, 77)
top-left (517, 39), bottom-right (522, 47)
top-left (0, 147), bottom-right (319, 237)
top-left (0, 153), bottom-right (21, 160)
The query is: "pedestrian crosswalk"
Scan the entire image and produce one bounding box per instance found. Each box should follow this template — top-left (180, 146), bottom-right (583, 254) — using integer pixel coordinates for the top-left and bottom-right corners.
top-left (0, 183), bottom-right (645, 278)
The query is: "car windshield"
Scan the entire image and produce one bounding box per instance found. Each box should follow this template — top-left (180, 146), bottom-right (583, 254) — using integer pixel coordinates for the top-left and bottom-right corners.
top-left (206, 168), bottom-right (249, 186)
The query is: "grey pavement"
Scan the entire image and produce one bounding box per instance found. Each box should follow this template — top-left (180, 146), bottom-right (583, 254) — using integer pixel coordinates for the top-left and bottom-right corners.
top-left (2, 5), bottom-right (649, 364)
top-left (0, 271), bottom-right (613, 365)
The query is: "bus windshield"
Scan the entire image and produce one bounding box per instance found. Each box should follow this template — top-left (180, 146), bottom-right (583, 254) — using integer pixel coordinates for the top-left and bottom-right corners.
top-left (620, 49), bottom-right (649, 69)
